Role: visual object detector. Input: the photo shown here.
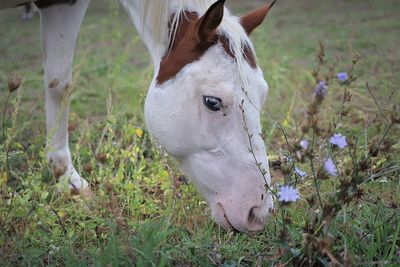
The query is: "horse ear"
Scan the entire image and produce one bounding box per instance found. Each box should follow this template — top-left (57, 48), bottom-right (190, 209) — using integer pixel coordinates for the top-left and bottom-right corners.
top-left (240, 0), bottom-right (276, 35)
top-left (197, 0), bottom-right (225, 42)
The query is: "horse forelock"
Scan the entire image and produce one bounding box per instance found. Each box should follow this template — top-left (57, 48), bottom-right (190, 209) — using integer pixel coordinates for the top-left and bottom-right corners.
top-left (140, 0), bottom-right (257, 87)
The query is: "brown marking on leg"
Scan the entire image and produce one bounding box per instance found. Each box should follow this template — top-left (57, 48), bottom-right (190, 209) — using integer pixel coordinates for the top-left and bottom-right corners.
top-left (53, 164), bottom-right (67, 178)
top-left (48, 78), bottom-right (60, 89)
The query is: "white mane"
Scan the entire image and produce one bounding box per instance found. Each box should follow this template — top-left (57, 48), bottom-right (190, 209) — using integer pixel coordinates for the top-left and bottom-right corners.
top-left (137, 0), bottom-right (255, 89)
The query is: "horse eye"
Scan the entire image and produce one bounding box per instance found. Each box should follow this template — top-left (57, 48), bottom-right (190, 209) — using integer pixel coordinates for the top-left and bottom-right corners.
top-left (203, 95), bottom-right (223, 111)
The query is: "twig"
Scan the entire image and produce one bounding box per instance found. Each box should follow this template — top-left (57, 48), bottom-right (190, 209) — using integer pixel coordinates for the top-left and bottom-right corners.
top-left (240, 87), bottom-right (293, 156)
top-left (2, 92), bottom-right (17, 217)
top-left (307, 130), bottom-right (323, 211)
top-left (2, 93), bottom-right (11, 179)
top-left (366, 83), bottom-right (390, 124)
top-left (239, 100), bottom-right (277, 198)
top-left (334, 54), bottom-right (359, 128)
top-left (50, 207), bottom-right (68, 236)
top-left (361, 165), bottom-right (400, 185)
top-left (362, 89), bottom-right (395, 131)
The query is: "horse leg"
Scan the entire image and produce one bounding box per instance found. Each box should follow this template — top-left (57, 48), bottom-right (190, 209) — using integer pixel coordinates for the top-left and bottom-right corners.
top-left (39, 0), bottom-right (91, 195)
top-left (22, 3), bottom-right (31, 20)
top-left (22, 3), bottom-right (37, 20)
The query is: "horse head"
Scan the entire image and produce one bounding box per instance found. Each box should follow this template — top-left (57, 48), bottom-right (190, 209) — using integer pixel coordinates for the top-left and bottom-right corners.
top-left (145, 0), bottom-right (275, 232)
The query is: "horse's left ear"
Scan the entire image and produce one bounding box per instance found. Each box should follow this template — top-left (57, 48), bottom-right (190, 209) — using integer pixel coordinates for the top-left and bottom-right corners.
top-left (197, 0), bottom-right (225, 42)
top-left (240, 0), bottom-right (276, 35)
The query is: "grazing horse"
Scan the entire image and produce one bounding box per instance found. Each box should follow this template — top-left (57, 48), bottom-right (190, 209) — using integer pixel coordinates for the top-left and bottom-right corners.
top-left (1, 0), bottom-right (275, 232)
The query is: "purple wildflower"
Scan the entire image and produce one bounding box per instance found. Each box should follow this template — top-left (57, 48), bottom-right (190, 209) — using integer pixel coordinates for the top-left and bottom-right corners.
top-left (324, 158), bottom-right (338, 176)
top-left (300, 139), bottom-right (309, 150)
top-left (283, 155), bottom-right (293, 163)
top-left (314, 81), bottom-right (328, 97)
top-left (295, 167), bottom-right (307, 178)
top-left (278, 185), bottom-right (300, 203)
top-left (337, 72), bottom-right (349, 82)
top-left (330, 133), bottom-right (347, 149)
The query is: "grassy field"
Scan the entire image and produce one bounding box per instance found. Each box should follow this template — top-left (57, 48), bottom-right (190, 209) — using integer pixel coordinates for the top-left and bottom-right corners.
top-left (0, 0), bottom-right (399, 266)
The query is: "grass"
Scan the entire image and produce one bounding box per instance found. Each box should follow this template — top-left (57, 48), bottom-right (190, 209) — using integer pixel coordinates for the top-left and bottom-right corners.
top-left (1, 0), bottom-right (399, 266)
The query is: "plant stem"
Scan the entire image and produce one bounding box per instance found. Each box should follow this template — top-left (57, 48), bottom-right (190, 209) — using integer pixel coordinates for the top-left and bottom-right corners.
top-left (2, 92), bottom-right (17, 221)
top-left (2, 93), bottom-right (11, 179)
top-left (310, 132), bottom-right (323, 210)
top-left (240, 101), bottom-right (278, 198)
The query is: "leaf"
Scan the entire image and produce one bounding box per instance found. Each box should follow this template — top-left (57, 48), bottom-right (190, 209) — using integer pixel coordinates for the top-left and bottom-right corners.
top-left (40, 191), bottom-right (49, 200)
top-left (57, 210), bottom-right (66, 218)
top-left (0, 172), bottom-right (8, 187)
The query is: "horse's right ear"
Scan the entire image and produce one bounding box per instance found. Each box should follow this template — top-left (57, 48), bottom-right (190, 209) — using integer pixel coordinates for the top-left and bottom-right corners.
top-left (241, 0), bottom-right (276, 35)
top-left (197, 0), bottom-right (225, 43)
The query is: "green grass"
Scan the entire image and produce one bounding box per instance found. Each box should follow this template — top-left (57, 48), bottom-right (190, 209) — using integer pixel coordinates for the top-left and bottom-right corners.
top-left (1, 0), bottom-right (399, 266)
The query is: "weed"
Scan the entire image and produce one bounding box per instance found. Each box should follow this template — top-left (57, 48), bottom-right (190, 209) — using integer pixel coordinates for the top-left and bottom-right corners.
top-left (1, 1), bottom-right (399, 266)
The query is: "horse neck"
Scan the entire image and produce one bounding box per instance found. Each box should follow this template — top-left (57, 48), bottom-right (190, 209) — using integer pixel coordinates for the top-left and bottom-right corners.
top-left (118, 0), bottom-right (160, 67)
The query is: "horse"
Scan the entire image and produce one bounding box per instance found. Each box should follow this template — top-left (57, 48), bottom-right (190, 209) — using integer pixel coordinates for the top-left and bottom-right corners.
top-left (1, 0), bottom-right (276, 233)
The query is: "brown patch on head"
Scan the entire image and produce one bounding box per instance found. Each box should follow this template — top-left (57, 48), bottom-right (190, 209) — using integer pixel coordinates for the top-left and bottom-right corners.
top-left (156, 11), bottom-right (213, 85)
top-left (219, 36), bottom-right (256, 69)
top-left (156, 0), bottom-right (257, 85)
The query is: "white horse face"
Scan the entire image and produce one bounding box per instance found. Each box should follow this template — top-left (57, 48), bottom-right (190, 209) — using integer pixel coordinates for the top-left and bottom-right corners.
top-left (145, 1), bottom-right (275, 232)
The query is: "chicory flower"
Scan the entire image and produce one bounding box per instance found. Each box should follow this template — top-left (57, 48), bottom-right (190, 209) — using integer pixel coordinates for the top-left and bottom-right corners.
top-left (278, 185), bottom-right (300, 202)
top-left (324, 158), bottom-right (338, 176)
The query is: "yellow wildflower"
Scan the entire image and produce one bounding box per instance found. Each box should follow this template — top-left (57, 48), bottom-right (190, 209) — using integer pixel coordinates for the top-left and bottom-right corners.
top-left (135, 128), bottom-right (143, 138)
